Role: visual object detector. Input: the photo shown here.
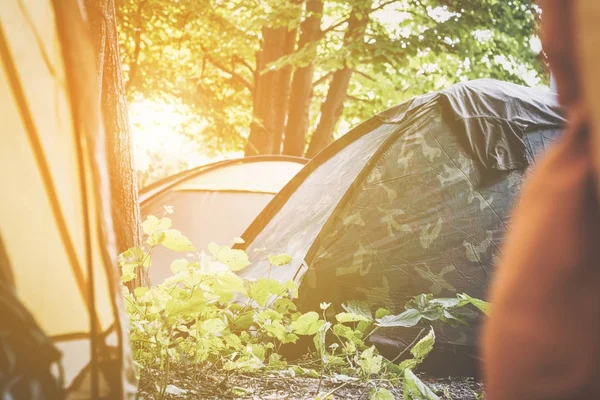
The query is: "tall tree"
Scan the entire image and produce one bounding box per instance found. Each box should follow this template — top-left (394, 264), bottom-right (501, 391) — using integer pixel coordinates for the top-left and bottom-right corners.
top-left (305, 0), bottom-right (373, 157)
top-left (246, 26), bottom-right (297, 155)
top-left (117, 0), bottom-right (545, 181)
top-left (283, 0), bottom-right (324, 156)
top-left (86, 0), bottom-right (142, 278)
top-left (245, 2), bottom-right (302, 155)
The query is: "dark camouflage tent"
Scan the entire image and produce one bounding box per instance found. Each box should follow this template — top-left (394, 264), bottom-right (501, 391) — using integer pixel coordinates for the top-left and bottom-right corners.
top-left (238, 79), bottom-right (565, 374)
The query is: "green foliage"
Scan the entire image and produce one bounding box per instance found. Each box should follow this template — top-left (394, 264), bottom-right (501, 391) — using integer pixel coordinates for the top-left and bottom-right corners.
top-left (403, 369), bottom-right (440, 400)
top-left (118, 0), bottom-right (545, 184)
top-left (123, 214), bottom-right (489, 399)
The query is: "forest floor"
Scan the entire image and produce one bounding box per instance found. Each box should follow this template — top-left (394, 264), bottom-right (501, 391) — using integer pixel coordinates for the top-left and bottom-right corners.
top-left (138, 370), bottom-right (483, 399)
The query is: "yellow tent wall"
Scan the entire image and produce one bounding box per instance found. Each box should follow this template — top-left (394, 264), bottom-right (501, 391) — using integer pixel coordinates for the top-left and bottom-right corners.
top-left (0, 0), bottom-right (136, 398)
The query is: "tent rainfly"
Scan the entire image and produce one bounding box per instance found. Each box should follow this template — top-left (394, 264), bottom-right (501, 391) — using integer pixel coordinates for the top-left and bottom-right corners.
top-left (0, 0), bottom-right (136, 398)
top-left (139, 156), bottom-right (307, 286)
top-left (237, 79), bottom-right (566, 375)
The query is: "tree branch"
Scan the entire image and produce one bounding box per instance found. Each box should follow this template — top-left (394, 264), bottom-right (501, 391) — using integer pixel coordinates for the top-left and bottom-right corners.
top-left (352, 69), bottom-right (377, 81)
top-left (201, 47), bottom-right (254, 93)
top-left (371, 0), bottom-right (400, 13)
top-left (347, 94), bottom-right (371, 102)
top-left (312, 71), bottom-right (333, 87)
top-left (232, 54), bottom-right (257, 81)
top-left (320, 16), bottom-right (350, 37)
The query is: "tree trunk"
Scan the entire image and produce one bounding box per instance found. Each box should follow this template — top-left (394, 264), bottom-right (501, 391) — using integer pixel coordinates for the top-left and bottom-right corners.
top-left (283, 0), bottom-right (323, 156)
top-left (272, 28), bottom-right (298, 153)
top-left (86, 0), bottom-right (143, 283)
top-left (305, 3), bottom-right (371, 158)
top-left (245, 26), bottom-right (297, 155)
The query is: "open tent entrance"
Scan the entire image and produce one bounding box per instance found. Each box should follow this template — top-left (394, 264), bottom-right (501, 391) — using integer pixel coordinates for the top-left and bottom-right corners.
top-left (140, 156), bottom-right (307, 285)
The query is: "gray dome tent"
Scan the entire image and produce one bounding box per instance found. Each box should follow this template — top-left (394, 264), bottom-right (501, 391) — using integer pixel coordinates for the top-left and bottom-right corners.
top-left (140, 156), bottom-right (307, 285)
top-left (237, 79), bottom-right (565, 374)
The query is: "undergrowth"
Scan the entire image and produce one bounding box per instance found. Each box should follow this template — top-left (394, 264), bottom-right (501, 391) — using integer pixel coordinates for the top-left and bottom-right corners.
top-left (120, 209), bottom-right (489, 399)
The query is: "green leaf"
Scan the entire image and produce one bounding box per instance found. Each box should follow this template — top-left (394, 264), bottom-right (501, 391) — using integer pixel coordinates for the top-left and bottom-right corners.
top-left (411, 327), bottom-right (435, 360)
top-left (359, 346), bottom-right (383, 375)
top-left (209, 241), bottom-right (250, 271)
top-left (398, 358), bottom-right (419, 373)
top-left (214, 273), bottom-right (247, 294)
top-left (273, 297), bottom-right (297, 314)
top-left (342, 300), bottom-right (373, 320)
top-left (248, 278), bottom-right (283, 307)
top-left (442, 310), bottom-right (467, 325)
top-left (356, 320), bottom-right (373, 334)
top-left (249, 343), bottom-right (266, 361)
top-left (170, 259), bottom-right (189, 274)
top-left (283, 279), bottom-right (299, 298)
top-left (375, 308), bottom-right (392, 319)
top-left (118, 247), bottom-right (150, 269)
top-left (161, 229), bottom-right (195, 252)
top-left (262, 321), bottom-right (288, 340)
top-left (231, 310), bottom-right (254, 331)
top-left (201, 318), bottom-right (227, 335)
top-left (134, 287), bottom-right (148, 298)
top-left (142, 215), bottom-right (172, 235)
top-left (313, 321), bottom-right (331, 364)
top-left (336, 312), bottom-right (371, 323)
top-left (216, 247), bottom-right (251, 271)
top-left (121, 263), bottom-right (136, 282)
top-left (376, 309), bottom-right (422, 327)
top-left (458, 293), bottom-right (491, 315)
top-left (147, 231), bottom-right (166, 246)
top-left (268, 253), bottom-right (293, 266)
top-left (289, 365), bottom-right (307, 376)
top-left (224, 334), bottom-right (242, 349)
top-left (332, 324), bottom-right (365, 348)
top-left (254, 309), bottom-right (284, 324)
top-left (165, 291), bottom-right (204, 318)
top-left (403, 369), bottom-right (440, 400)
top-left (291, 311), bottom-right (324, 335)
top-left (429, 298), bottom-right (462, 308)
top-left (268, 353), bottom-right (287, 368)
top-left (370, 388), bottom-right (394, 400)
top-left (307, 369), bottom-right (320, 378)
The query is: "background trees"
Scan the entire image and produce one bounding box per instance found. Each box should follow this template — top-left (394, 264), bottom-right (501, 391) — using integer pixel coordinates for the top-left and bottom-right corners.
top-left (116, 0), bottom-right (544, 184)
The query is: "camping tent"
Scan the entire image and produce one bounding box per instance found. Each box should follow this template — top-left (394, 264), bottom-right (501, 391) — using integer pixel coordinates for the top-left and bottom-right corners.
top-left (0, 0), bottom-right (135, 398)
top-left (140, 156), bottom-right (307, 285)
top-left (237, 79), bottom-right (565, 374)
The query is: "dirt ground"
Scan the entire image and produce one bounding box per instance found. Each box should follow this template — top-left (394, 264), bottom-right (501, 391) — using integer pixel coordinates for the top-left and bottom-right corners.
top-left (138, 371), bottom-right (483, 399)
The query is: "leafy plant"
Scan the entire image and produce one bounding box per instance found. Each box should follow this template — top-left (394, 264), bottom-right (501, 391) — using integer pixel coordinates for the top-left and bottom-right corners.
top-left (121, 213), bottom-right (489, 399)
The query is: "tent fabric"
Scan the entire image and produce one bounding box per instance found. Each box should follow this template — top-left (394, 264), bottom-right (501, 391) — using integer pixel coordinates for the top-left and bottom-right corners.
top-left (238, 79), bottom-right (565, 371)
top-left (139, 156), bottom-right (307, 202)
top-left (140, 156), bottom-right (307, 285)
top-left (174, 159), bottom-right (306, 194)
top-left (1, 280), bottom-right (63, 398)
top-left (0, 0), bottom-right (135, 398)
